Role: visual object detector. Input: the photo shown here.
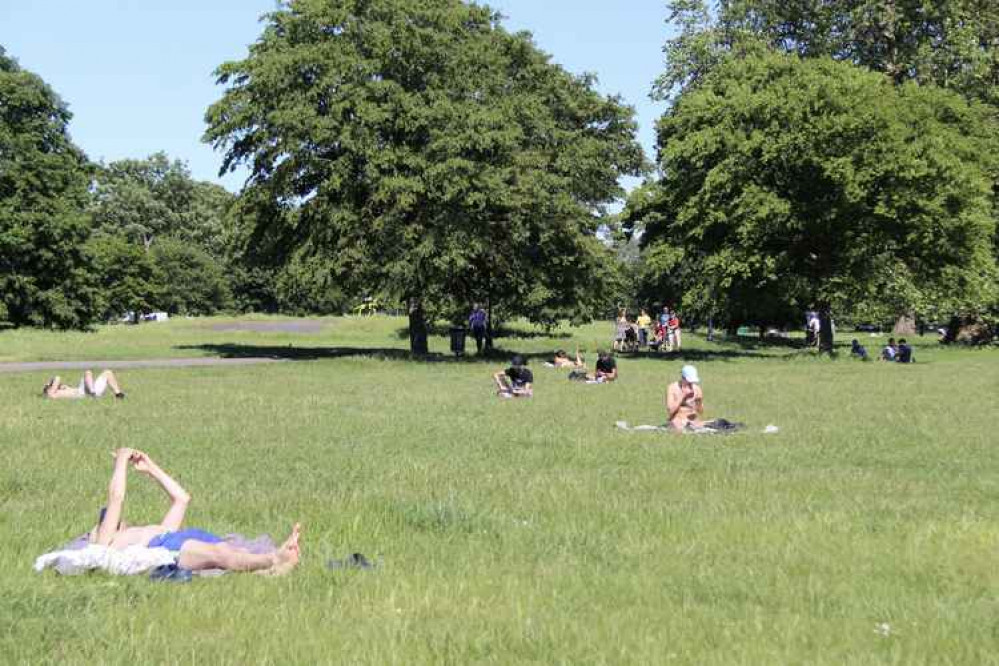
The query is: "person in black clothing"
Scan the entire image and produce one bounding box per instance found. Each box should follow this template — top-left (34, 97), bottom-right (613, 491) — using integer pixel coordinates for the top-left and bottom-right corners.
top-left (588, 350), bottom-right (618, 382)
top-left (896, 339), bottom-right (914, 363)
top-left (850, 339), bottom-right (870, 361)
top-left (468, 304), bottom-right (489, 354)
top-left (493, 354), bottom-right (534, 397)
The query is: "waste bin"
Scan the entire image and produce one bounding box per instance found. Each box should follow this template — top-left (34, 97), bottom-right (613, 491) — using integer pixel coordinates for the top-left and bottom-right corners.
top-left (449, 326), bottom-right (467, 356)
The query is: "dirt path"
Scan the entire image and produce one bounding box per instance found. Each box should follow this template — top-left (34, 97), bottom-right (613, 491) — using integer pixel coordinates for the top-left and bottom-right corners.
top-left (0, 357), bottom-right (285, 374)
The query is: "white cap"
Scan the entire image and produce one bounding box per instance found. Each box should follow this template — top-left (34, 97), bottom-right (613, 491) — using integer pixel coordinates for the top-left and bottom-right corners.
top-left (681, 365), bottom-right (700, 384)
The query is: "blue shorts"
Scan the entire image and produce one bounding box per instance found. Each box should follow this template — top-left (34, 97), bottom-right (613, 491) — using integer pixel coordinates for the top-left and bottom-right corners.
top-left (148, 529), bottom-right (222, 552)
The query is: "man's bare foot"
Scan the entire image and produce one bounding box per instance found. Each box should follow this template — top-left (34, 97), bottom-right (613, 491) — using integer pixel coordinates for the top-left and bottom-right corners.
top-left (260, 523), bottom-right (301, 576)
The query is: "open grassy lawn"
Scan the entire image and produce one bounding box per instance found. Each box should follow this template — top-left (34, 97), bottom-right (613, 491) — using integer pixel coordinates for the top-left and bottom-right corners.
top-left (2, 317), bottom-right (997, 664)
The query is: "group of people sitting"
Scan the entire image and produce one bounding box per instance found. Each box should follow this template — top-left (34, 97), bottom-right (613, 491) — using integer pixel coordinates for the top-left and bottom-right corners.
top-left (493, 349), bottom-right (619, 397)
top-left (881, 337), bottom-right (914, 363)
top-left (494, 351), bottom-right (717, 432)
top-left (850, 337), bottom-right (915, 363)
top-left (615, 306), bottom-right (683, 353)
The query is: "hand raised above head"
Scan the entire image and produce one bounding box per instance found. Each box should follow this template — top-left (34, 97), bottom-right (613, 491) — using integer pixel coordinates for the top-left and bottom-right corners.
top-left (130, 450), bottom-right (154, 474)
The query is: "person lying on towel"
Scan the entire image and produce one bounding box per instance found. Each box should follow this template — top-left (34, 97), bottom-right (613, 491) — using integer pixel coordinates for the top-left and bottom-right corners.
top-left (87, 448), bottom-right (301, 575)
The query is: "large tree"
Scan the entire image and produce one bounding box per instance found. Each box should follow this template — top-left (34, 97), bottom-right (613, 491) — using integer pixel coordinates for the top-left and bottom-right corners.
top-left (0, 47), bottom-right (99, 328)
top-left (204, 0), bottom-right (644, 353)
top-left (628, 53), bottom-right (997, 350)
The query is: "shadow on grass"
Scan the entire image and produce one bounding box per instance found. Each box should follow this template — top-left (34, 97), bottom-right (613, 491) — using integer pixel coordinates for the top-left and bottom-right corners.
top-left (176, 342), bottom-right (771, 364)
top-left (176, 343), bottom-right (556, 364)
top-left (394, 324), bottom-right (572, 341)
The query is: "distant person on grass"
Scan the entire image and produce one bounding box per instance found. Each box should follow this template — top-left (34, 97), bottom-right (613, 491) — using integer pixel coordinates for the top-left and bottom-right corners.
top-left (43, 370), bottom-right (125, 400)
top-left (896, 339), bottom-right (914, 363)
top-left (588, 350), bottom-right (618, 382)
top-left (548, 349), bottom-right (584, 369)
top-left (468, 304), bottom-right (489, 354)
top-left (613, 309), bottom-right (629, 352)
top-left (850, 339), bottom-right (870, 361)
top-left (88, 448), bottom-right (301, 575)
top-left (494, 355), bottom-right (533, 398)
top-left (881, 338), bottom-right (898, 362)
top-left (636, 308), bottom-right (652, 347)
top-left (667, 309), bottom-right (682, 351)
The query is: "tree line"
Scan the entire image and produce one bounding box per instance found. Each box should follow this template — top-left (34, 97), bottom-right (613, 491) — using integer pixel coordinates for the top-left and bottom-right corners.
top-left (3, 0), bottom-right (997, 352)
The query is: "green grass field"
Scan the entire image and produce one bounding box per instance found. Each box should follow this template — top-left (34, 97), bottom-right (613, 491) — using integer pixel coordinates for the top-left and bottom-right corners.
top-left (2, 317), bottom-right (997, 664)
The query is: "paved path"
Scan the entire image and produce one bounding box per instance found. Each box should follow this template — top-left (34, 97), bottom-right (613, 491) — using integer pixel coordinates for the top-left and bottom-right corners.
top-left (0, 357), bottom-right (285, 374)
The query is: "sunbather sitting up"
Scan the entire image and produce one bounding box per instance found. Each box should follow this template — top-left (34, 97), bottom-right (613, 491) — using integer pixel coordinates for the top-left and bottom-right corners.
top-left (87, 448), bottom-right (300, 575)
top-left (666, 365), bottom-right (705, 431)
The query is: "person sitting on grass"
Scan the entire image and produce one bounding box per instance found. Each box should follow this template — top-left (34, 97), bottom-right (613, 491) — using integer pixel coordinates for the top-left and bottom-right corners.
top-left (666, 365), bottom-right (705, 431)
top-left (43, 370), bottom-right (125, 400)
top-left (896, 339), bottom-right (914, 363)
top-left (588, 350), bottom-right (618, 382)
top-left (493, 355), bottom-right (533, 398)
top-left (881, 338), bottom-right (898, 362)
top-left (850, 339), bottom-right (870, 361)
top-left (88, 448), bottom-right (301, 575)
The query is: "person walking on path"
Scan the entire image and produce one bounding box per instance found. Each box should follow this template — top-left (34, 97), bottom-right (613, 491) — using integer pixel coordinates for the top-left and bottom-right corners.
top-left (468, 304), bottom-right (489, 354)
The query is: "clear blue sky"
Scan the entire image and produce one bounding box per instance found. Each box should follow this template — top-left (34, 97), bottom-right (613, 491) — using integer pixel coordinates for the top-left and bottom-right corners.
top-left (1, 1), bottom-right (669, 191)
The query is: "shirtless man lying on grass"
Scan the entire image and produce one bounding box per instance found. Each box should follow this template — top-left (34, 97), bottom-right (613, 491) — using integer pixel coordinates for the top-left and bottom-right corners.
top-left (43, 370), bottom-right (125, 400)
top-left (91, 448), bottom-right (300, 575)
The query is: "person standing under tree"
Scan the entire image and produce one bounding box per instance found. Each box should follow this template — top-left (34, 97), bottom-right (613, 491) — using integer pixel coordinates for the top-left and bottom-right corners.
top-left (636, 308), bottom-right (652, 347)
top-left (468, 304), bottom-right (489, 354)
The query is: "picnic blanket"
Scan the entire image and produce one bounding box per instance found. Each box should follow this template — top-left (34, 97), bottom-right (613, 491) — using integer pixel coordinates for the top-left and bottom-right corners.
top-left (615, 419), bottom-right (760, 435)
top-left (36, 533), bottom-right (278, 577)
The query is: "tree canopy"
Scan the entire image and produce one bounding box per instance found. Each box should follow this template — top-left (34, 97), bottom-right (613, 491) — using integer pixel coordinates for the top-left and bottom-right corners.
top-left (0, 47), bottom-right (99, 328)
top-left (90, 153), bottom-right (236, 257)
top-left (628, 53), bottom-right (998, 346)
top-left (204, 0), bottom-right (645, 352)
top-left (657, 0), bottom-right (999, 108)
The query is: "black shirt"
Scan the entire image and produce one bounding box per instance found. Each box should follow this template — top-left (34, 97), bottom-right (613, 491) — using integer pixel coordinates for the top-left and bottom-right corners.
top-left (596, 356), bottom-right (616, 374)
top-left (897, 344), bottom-right (913, 363)
top-left (506, 366), bottom-right (533, 386)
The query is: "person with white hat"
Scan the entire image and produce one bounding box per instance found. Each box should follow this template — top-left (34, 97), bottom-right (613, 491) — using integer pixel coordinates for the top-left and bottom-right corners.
top-left (666, 365), bottom-right (704, 431)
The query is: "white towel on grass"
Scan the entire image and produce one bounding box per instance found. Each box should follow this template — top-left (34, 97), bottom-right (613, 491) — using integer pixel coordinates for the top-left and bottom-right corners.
top-left (34, 544), bottom-right (176, 576)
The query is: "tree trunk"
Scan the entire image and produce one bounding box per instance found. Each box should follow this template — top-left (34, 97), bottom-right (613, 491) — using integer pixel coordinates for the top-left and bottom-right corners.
top-left (485, 295), bottom-right (494, 351)
top-left (818, 306), bottom-right (834, 353)
top-left (408, 297), bottom-right (428, 355)
top-left (893, 313), bottom-right (916, 336)
top-left (707, 316), bottom-right (715, 342)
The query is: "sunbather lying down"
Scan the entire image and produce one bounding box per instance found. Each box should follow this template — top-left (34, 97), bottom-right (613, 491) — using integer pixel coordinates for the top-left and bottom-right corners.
top-left (89, 448), bottom-right (300, 575)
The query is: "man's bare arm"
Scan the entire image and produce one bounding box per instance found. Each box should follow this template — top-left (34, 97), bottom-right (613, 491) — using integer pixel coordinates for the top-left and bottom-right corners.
top-left (665, 385), bottom-right (681, 421)
top-left (133, 451), bottom-right (190, 531)
top-left (96, 448), bottom-right (133, 545)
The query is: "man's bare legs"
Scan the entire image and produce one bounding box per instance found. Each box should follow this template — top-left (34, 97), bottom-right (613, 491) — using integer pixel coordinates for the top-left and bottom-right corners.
top-left (177, 524), bottom-right (302, 575)
top-left (84, 370), bottom-right (124, 398)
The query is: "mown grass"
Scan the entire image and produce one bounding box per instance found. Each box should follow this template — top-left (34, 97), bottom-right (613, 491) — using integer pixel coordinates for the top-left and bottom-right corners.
top-left (1, 317), bottom-right (997, 664)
